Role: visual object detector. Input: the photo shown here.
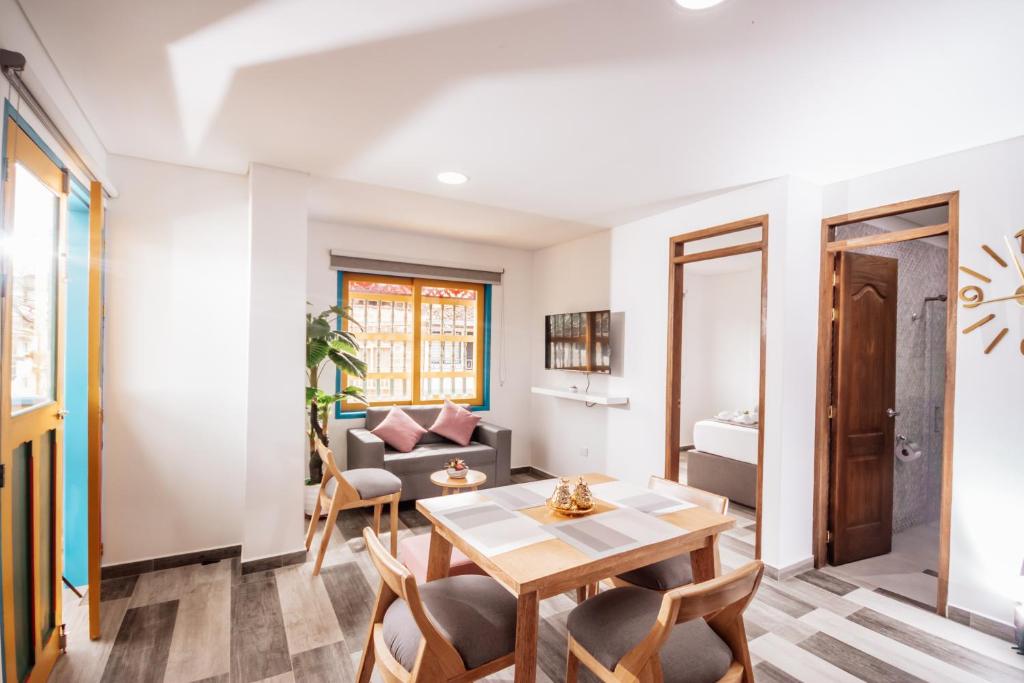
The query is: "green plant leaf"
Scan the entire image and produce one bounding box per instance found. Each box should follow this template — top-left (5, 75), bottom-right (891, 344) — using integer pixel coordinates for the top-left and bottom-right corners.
top-left (307, 338), bottom-right (329, 368)
top-left (329, 349), bottom-right (367, 378)
top-left (308, 317), bottom-right (331, 339)
top-left (328, 337), bottom-right (359, 356)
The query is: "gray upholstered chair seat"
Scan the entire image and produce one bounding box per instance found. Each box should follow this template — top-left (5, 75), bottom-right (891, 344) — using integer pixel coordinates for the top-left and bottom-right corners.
top-left (616, 553), bottom-right (693, 591)
top-left (567, 586), bottom-right (732, 681)
top-left (340, 468), bottom-right (402, 499)
top-left (382, 575), bottom-right (517, 672)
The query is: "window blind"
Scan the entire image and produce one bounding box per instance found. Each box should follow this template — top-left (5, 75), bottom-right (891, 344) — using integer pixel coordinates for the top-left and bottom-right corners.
top-left (329, 252), bottom-right (503, 285)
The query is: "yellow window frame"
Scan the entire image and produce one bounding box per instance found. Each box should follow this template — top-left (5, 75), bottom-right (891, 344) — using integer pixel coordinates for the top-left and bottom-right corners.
top-left (340, 274), bottom-right (486, 412)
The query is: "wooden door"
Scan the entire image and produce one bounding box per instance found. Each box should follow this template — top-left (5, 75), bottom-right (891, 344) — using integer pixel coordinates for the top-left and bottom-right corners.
top-left (1, 118), bottom-right (67, 682)
top-left (829, 252), bottom-right (897, 565)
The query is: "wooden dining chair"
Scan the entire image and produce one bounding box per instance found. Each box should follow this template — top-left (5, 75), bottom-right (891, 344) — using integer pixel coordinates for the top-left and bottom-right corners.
top-left (357, 528), bottom-right (518, 683)
top-left (612, 476), bottom-right (729, 591)
top-left (567, 560), bottom-right (764, 683)
top-left (304, 440), bottom-right (402, 575)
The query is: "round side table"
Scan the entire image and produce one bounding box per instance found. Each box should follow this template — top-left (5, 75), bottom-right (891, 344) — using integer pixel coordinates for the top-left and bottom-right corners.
top-left (430, 469), bottom-right (487, 495)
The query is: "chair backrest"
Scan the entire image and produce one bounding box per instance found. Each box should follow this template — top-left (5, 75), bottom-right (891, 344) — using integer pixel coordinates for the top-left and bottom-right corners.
top-left (648, 475), bottom-right (729, 515)
top-left (363, 528), bottom-right (465, 677)
top-left (316, 441), bottom-right (367, 503)
top-left (616, 560), bottom-right (764, 679)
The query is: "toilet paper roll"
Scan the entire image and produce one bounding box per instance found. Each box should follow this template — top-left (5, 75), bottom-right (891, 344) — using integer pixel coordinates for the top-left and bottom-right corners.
top-left (896, 441), bottom-right (922, 462)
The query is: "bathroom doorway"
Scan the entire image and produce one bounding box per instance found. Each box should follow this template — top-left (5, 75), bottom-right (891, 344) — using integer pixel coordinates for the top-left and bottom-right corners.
top-left (813, 193), bottom-right (958, 615)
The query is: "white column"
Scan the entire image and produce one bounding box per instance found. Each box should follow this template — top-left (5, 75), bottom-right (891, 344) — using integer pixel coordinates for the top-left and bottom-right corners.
top-left (242, 163), bottom-right (310, 563)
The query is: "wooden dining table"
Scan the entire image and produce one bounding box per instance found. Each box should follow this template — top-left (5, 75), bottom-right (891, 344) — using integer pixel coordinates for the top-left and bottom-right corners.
top-left (414, 472), bottom-right (736, 683)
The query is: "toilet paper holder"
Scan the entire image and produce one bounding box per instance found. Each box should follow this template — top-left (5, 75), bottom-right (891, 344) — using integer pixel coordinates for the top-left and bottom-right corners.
top-left (896, 434), bottom-right (922, 462)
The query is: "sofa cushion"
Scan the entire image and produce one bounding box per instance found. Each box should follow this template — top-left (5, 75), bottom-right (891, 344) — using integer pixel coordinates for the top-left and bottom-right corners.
top-left (384, 442), bottom-right (497, 476)
top-left (382, 575), bottom-right (516, 672)
top-left (371, 407), bottom-right (427, 453)
top-left (428, 400), bottom-right (481, 447)
top-left (567, 586), bottom-right (732, 680)
top-left (340, 468), bottom-right (402, 499)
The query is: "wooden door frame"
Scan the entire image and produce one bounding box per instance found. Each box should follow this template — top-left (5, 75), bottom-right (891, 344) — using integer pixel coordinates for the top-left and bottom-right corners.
top-left (812, 191), bottom-right (959, 616)
top-left (665, 214), bottom-right (768, 559)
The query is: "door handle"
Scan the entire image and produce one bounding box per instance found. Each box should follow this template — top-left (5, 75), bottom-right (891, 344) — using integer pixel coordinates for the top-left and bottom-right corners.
top-left (886, 408), bottom-right (899, 418)
top-left (56, 409), bottom-right (69, 420)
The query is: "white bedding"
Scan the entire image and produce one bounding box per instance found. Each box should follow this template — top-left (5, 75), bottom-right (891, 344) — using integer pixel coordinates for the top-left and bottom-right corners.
top-left (692, 419), bottom-right (759, 465)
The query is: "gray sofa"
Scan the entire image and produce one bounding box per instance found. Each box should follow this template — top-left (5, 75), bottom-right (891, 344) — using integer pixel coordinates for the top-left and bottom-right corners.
top-left (347, 405), bottom-right (511, 501)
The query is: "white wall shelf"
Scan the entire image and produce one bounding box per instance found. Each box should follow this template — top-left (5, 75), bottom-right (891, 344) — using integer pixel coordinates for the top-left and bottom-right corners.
top-left (530, 386), bottom-right (629, 406)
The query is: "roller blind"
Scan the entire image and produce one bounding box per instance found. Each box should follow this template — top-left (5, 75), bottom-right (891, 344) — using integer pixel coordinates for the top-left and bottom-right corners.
top-left (330, 252), bottom-right (503, 285)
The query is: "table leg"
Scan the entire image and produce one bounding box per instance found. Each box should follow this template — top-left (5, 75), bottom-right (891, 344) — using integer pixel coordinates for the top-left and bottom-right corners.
top-left (513, 591), bottom-right (540, 683)
top-left (690, 534), bottom-right (719, 582)
top-left (425, 527), bottom-right (453, 581)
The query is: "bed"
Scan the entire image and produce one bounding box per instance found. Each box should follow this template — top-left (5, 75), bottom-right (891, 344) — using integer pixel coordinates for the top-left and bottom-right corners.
top-left (685, 419), bottom-right (759, 508)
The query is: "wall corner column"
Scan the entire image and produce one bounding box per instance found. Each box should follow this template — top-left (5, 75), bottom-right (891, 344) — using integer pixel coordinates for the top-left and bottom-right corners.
top-left (242, 163), bottom-right (310, 563)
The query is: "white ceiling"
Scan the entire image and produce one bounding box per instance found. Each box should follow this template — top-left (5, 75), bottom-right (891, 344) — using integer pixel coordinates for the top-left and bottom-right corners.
top-left (17, 0), bottom-right (1024, 249)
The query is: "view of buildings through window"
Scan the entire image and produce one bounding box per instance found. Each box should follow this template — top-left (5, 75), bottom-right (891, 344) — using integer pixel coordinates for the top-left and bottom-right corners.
top-left (341, 275), bottom-right (485, 409)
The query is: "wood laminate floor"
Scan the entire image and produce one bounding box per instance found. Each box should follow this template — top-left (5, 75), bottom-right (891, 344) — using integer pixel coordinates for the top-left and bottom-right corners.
top-left (52, 473), bottom-right (1023, 682)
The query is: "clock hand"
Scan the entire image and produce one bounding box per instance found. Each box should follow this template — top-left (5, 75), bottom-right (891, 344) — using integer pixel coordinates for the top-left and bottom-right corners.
top-left (973, 292), bottom-right (1024, 305)
top-left (1006, 235), bottom-right (1024, 286)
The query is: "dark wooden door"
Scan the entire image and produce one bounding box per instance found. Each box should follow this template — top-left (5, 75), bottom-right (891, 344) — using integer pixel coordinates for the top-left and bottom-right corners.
top-left (829, 252), bottom-right (898, 565)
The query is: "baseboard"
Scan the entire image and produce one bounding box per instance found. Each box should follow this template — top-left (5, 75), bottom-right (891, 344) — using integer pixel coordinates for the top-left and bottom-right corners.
top-left (948, 604), bottom-right (1016, 643)
top-left (240, 549), bottom-right (308, 575)
top-left (102, 544), bottom-right (242, 579)
top-left (512, 465), bottom-right (557, 479)
top-left (764, 556), bottom-right (814, 581)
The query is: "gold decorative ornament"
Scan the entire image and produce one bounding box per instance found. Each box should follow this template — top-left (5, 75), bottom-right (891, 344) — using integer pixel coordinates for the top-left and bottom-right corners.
top-left (546, 476), bottom-right (596, 516)
top-left (571, 477), bottom-right (594, 509)
top-left (958, 234), bottom-right (1024, 355)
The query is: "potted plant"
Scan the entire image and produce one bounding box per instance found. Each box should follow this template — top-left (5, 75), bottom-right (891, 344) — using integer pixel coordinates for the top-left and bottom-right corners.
top-left (305, 304), bottom-right (367, 516)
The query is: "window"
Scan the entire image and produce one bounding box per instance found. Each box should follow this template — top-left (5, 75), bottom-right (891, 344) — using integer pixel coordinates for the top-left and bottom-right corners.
top-left (337, 273), bottom-right (489, 414)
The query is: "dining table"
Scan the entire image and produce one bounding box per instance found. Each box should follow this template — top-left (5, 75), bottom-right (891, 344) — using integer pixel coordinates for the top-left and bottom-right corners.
top-left (412, 472), bottom-right (736, 683)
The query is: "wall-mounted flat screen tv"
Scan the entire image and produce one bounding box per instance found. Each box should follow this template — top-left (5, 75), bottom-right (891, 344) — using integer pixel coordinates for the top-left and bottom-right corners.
top-left (545, 310), bottom-right (611, 373)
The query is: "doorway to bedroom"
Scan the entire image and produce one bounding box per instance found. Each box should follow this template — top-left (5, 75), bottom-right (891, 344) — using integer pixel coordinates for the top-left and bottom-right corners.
top-left (665, 215), bottom-right (767, 560)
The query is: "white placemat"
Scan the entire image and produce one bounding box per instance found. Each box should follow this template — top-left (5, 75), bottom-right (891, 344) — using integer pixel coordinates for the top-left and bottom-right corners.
top-left (545, 507), bottom-right (686, 559)
top-left (588, 481), bottom-right (697, 515)
top-left (431, 501), bottom-right (553, 557)
top-left (481, 483), bottom-right (550, 510)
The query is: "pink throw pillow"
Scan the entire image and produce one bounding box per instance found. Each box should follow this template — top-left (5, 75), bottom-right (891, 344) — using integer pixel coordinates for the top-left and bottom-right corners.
top-left (371, 407), bottom-right (427, 453)
top-left (429, 399), bottom-right (481, 447)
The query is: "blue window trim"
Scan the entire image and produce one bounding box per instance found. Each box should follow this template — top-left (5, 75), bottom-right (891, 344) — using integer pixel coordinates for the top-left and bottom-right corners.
top-left (334, 270), bottom-right (492, 419)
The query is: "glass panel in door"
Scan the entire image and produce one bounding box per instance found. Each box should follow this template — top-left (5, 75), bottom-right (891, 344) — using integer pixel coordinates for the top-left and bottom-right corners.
top-left (9, 163), bottom-right (59, 413)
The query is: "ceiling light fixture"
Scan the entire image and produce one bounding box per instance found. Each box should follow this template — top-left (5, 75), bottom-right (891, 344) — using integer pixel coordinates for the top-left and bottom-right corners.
top-left (674, 0), bottom-right (726, 8)
top-left (437, 171), bottom-right (469, 185)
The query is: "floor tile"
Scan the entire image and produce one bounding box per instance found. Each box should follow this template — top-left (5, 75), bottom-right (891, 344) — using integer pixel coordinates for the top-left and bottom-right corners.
top-left (101, 600), bottom-right (178, 683)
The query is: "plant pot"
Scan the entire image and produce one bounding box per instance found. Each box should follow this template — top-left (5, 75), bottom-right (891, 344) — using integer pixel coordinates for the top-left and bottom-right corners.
top-left (304, 483), bottom-right (326, 518)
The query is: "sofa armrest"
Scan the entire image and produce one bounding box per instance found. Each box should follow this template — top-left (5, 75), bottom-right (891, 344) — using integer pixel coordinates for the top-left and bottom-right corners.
top-left (474, 421), bottom-right (511, 486)
top-left (346, 428), bottom-right (386, 469)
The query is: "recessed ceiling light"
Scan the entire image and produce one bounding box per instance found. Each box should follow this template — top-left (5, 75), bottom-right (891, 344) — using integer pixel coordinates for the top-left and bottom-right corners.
top-left (674, 0), bottom-right (726, 8)
top-left (437, 171), bottom-right (469, 185)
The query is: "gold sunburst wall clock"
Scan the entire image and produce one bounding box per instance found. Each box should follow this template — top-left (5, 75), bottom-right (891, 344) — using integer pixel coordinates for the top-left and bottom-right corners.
top-left (958, 230), bottom-right (1024, 355)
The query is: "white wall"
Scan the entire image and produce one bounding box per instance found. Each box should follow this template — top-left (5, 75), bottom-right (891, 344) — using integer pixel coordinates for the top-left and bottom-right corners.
top-left (680, 265), bottom-right (762, 445)
top-left (0, 0), bottom-right (112, 189)
top-left (241, 164), bottom-right (309, 563)
top-left (103, 155), bottom-right (249, 564)
top-left (307, 221), bottom-right (534, 468)
top-left (529, 231), bottom-right (613, 476)
top-left (824, 135), bottom-right (1024, 626)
